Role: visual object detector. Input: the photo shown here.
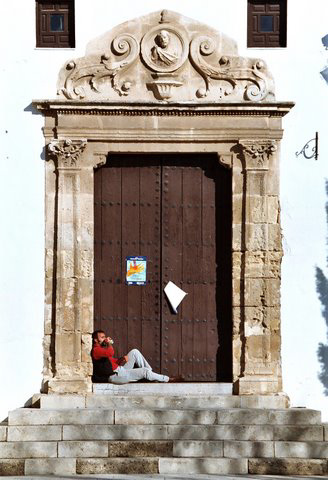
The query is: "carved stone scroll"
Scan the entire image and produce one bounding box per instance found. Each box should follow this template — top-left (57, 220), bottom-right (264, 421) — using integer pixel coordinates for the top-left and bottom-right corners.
top-left (57, 10), bottom-right (275, 103)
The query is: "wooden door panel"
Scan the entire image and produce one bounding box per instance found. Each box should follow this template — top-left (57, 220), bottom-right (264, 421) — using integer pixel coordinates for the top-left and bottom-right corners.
top-left (95, 154), bottom-right (230, 381)
top-left (94, 158), bottom-right (161, 364)
top-left (161, 157), bottom-right (219, 381)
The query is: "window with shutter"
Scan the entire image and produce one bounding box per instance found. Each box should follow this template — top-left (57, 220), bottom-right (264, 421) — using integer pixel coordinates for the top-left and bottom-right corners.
top-left (247, 0), bottom-right (287, 48)
top-left (36, 0), bottom-right (75, 48)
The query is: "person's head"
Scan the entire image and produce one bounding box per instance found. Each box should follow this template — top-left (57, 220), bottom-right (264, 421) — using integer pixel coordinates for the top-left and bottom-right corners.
top-left (156, 30), bottom-right (170, 48)
top-left (92, 329), bottom-right (106, 345)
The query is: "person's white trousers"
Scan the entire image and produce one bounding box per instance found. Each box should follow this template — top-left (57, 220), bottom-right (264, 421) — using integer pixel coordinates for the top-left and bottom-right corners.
top-left (109, 348), bottom-right (169, 384)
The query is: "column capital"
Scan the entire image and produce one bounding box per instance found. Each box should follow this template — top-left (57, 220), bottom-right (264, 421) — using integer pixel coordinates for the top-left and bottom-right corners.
top-left (239, 139), bottom-right (277, 170)
top-left (48, 138), bottom-right (87, 168)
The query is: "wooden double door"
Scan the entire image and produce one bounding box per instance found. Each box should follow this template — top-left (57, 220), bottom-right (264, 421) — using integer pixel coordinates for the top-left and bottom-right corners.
top-left (94, 154), bottom-right (232, 381)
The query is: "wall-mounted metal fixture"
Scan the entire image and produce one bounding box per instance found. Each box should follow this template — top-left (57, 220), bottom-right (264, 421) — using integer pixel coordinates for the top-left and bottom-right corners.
top-left (296, 132), bottom-right (319, 160)
top-left (322, 34), bottom-right (328, 49)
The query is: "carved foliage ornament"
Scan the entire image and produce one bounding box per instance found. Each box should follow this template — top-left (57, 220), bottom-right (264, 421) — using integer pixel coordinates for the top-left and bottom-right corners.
top-left (57, 10), bottom-right (275, 102)
top-left (240, 140), bottom-right (277, 169)
top-left (48, 139), bottom-right (87, 168)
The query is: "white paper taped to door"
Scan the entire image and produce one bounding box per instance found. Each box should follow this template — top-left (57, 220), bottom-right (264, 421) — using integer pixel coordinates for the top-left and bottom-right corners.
top-left (164, 281), bottom-right (188, 314)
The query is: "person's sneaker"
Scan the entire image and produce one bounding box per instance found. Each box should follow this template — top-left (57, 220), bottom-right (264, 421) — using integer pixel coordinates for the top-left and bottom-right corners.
top-left (168, 375), bottom-right (184, 383)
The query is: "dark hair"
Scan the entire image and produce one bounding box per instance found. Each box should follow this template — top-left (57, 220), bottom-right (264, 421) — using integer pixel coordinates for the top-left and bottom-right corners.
top-left (92, 329), bottom-right (105, 343)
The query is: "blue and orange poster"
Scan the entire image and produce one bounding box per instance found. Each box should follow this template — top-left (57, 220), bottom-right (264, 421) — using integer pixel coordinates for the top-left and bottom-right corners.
top-left (126, 256), bottom-right (147, 285)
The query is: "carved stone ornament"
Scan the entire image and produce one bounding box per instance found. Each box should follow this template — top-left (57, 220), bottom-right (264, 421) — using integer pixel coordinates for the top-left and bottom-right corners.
top-left (48, 139), bottom-right (87, 168)
top-left (240, 140), bottom-right (277, 169)
top-left (56, 10), bottom-right (275, 103)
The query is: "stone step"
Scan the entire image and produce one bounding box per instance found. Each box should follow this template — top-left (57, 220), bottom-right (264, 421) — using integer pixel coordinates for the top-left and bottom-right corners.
top-left (2, 424), bottom-right (325, 443)
top-left (1, 456), bottom-right (328, 477)
top-left (75, 457), bottom-right (249, 475)
top-left (60, 424), bottom-right (324, 441)
top-left (40, 393), bottom-right (289, 409)
top-left (248, 458), bottom-right (328, 476)
top-left (8, 407), bottom-right (321, 426)
top-left (2, 438), bottom-right (328, 459)
top-left (93, 382), bottom-right (233, 395)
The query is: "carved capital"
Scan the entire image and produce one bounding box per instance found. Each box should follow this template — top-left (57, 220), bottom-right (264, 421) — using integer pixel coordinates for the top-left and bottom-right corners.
top-left (239, 140), bottom-right (277, 170)
top-left (48, 139), bottom-right (87, 168)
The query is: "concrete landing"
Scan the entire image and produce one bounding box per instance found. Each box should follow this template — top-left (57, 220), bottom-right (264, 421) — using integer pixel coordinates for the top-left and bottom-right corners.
top-left (93, 383), bottom-right (233, 395)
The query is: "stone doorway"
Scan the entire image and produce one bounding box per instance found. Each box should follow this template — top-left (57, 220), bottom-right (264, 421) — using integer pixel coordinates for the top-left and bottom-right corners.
top-left (34, 10), bottom-right (293, 395)
top-left (94, 153), bottom-right (232, 381)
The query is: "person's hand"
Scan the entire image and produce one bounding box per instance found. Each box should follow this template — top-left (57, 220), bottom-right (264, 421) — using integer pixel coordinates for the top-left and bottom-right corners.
top-left (105, 337), bottom-right (113, 344)
top-left (117, 355), bottom-right (128, 366)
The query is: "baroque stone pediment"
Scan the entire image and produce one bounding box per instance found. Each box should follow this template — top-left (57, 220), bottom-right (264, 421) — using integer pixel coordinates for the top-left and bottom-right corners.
top-left (57, 10), bottom-right (275, 103)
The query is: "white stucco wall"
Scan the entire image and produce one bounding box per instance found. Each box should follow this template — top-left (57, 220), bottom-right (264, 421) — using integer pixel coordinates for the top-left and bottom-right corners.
top-left (1, 0), bottom-right (327, 420)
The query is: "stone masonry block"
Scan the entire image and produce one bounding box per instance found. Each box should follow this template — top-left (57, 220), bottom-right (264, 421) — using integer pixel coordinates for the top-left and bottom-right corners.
top-left (58, 441), bottom-right (108, 457)
top-left (25, 458), bottom-right (76, 476)
top-left (240, 395), bottom-right (289, 409)
top-left (86, 395), bottom-right (240, 409)
top-left (232, 224), bottom-right (242, 251)
top-left (63, 425), bottom-right (168, 440)
top-left (273, 426), bottom-right (324, 441)
top-left (246, 223), bottom-right (268, 251)
top-left (267, 196), bottom-right (280, 223)
top-left (215, 409), bottom-right (317, 425)
top-left (233, 251), bottom-right (282, 279)
top-left (0, 426), bottom-right (7, 441)
top-left (82, 334), bottom-right (93, 363)
top-left (0, 441), bottom-right (57, 458)
top-left (167, 425), bottom-right (273, 441)
top-left (247, 196), bottom-right (268, 224)
top-left (324, 424), bottom-right (328, 441)
top-left (7, 425), bottom-right (62, 441)
top-left (246, 335), bottom-right (271, 361)
top-left (173, 440), bottom-right (223, 457)
top-left (9, 408), bottom-right (113, 425)
top-left (76, 458), bottom-right (158, 474)
top-left (108, 440), bottom-right (173, 457)
top-left (40, 394), bottom-right (86, 409)
top-left (224, 440), bottom-right (274, 458)
top-left (159, 457), bottom-right (248, 475)
top-left (56, 333), bottom-right (81, 363)
top-left (0, 460), bottom-right (24, 476)
top-left (268, 224), bottom-right (282, 250)
top-left (275, 441), bottom-right (328, 458)
top-left (233, 278), bottom-right (280, 307)
top-left (246, 171), bottom-right (267, 196)
top-left (249, 458), bottom-right (327, 476)
top-left (114, 409), bottom-right (216, 425)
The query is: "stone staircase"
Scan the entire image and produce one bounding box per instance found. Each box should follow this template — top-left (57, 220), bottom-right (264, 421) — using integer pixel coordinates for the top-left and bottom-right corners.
top-left (0, 388), bottom-right (328, 476)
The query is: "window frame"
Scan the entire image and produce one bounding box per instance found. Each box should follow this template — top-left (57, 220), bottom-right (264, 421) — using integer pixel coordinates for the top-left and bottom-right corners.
top-left (36, 0), bottom-right (75, 49)
top-left (247, 0), bottom-right (287, 48)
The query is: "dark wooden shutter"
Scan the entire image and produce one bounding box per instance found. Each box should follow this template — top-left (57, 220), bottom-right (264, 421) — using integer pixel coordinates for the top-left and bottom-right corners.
top-left (247, 0), bottom-right (287, 48)
top-left (36, 0), bottom-right (75, 48)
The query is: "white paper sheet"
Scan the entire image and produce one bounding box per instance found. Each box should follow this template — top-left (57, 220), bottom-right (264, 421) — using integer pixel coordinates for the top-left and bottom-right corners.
top-left (164, 281), bottom-right (188, 314)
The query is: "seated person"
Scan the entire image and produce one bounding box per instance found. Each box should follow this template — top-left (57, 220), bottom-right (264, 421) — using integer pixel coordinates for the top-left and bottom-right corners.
top-left (91, 329), bottom-right (180, 384)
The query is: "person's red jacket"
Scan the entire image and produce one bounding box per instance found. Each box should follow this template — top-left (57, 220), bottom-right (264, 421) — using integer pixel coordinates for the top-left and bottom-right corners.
top-left (92, 344), bottom-right (119, 370)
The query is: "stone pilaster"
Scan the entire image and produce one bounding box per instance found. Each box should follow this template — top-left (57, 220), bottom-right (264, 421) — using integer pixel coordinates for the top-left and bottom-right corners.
top-left (46, 139), bottom-right (91, 393)
top-left (233, 140), bottom-right (283, 395)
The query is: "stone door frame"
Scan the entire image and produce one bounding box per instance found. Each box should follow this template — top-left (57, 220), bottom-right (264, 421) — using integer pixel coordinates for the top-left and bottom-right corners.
top-left (34, 100), bottom-right (293, 395)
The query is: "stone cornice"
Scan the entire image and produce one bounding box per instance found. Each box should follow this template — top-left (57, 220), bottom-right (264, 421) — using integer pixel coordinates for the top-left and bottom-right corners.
top-left (33, 100), bottom-right (294, 117)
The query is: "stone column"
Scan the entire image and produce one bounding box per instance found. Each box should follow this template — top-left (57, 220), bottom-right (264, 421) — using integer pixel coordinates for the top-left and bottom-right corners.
top-left (46, 139), bottom-right (92, 393)
top-left (233, 140), bottom-right (283, 395)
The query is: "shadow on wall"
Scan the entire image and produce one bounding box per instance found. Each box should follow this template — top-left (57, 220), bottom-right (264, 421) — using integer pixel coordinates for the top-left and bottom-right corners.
top-left (316, 179), bottom-right (328, 396)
